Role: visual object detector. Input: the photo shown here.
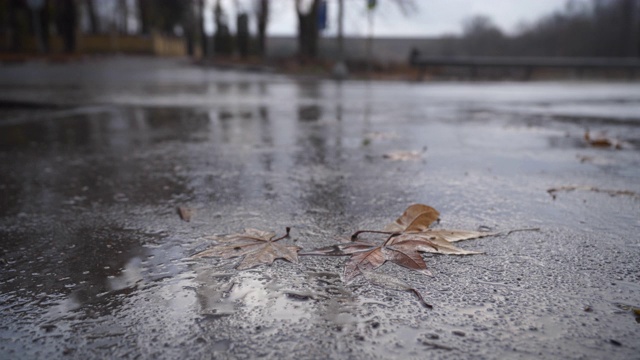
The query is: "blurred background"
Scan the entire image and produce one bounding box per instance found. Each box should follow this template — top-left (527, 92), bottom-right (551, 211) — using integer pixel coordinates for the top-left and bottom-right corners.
top-left (1, 0), bottom-right (639, 79)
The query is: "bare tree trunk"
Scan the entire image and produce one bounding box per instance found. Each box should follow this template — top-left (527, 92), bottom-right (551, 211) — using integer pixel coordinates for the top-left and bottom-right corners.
top-left (85, 0), bottom-right (99, 34)
top-left (55, 0), bottom-right (77, 53)
top-left (41, 0), bottom-right (51, 52)
top-left (137, 0), bottom-right (148, 35)
top-left (296, 0), bottom-right (319, 60)
top-left (621, 0), bottom-right (639, 57)
top-left (237, 12), bottom-right (249, 57)
top-left (8, 0), bottom-right (24, 51)
top-left (198, 0), bottom-right (206, 56)
top-left (257, 0), bottom-right (268, 57)
top-left (119, 0), bottom-right (128, 34)
top-left (337, 0), bottom-right (343, 59)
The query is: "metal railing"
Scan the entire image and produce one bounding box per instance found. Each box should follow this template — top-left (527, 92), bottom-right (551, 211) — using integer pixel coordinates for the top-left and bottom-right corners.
top-left (411, 56), bottom-right (640, 79)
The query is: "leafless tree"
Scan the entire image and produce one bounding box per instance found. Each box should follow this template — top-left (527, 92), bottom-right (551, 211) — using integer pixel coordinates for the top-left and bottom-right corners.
top-left (296, 0), bottom-right (319, 60)
top-left (256, 0), bottom-right (268, 57)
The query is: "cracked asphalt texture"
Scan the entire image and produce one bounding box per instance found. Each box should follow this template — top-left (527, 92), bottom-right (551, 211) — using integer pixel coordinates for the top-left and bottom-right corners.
top-left (1, 57), bottom-right (639, 359)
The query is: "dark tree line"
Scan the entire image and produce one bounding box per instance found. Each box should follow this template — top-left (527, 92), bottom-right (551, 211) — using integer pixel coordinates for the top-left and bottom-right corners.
top-left (450, 0), bottom-right (640, 58)
top-left (1, 0), bottom-right (76, 53)
top-left (0, 0), bottom-right (269, 58)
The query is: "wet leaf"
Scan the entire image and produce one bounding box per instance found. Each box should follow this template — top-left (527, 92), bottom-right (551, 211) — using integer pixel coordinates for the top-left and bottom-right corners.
top-left (387, 232), bottom-right (484, 255)
top-left (343, 246), bottom-right (386, 281)
top-left (390, 228), bottom-right (502, 255)
top-left (303, 239), bottom-right (433, 282)
top-left (300, 241), bottom-right (376, 256)
top-left (307, 204), bottom-right (510, 282)
top-left (192, 227), bottom-right (300, 270)
top-left (383, 203), bottom-right (440, 232)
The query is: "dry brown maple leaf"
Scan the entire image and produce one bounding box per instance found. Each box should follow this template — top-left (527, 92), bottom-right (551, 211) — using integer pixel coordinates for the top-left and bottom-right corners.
top-left (192, 227), bottom-right (300, 270)
top-left (301, 239), bottom-right (431, 282)
top-left (356, 203), bottom-right (494, 251)
top-left (304, 204), bottom-right (496, 282)
top-left (304, 231), bottom-right (487, 282)
top-left (383, 203), bottom-right (440, 233)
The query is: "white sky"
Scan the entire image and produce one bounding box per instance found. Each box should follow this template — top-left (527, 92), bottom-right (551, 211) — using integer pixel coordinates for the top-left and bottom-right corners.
top-left (204, 0), bottom-right (569, 37)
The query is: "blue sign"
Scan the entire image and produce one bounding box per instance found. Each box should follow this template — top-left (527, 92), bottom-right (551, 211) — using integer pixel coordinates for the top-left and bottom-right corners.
top-left (318, 0), bottom-right (327, 31)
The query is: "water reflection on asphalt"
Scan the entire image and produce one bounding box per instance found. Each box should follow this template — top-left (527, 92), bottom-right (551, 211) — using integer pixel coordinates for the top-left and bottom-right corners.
top-left (1, 58), bottom-right (640, 358)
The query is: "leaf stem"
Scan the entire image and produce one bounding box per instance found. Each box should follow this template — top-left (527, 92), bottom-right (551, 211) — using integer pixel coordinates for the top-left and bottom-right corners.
top-left (382, 232), bottom-right (402, 246)
top-left (410, 288), bottom-right (433, 309)
top-left (350, 229), bottom-right (396, 241)
top-left (273, 227), bottom-right (291, 242)
top-left (498, 227), bottom-right (540, 236)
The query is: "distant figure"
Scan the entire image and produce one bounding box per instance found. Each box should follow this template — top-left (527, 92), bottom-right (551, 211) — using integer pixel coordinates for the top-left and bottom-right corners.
top-left (55, 0), bottom-right (77, 53)
top-left (409, 47), bottom-right (420, 66)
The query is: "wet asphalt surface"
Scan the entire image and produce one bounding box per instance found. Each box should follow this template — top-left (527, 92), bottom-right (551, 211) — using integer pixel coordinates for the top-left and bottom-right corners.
top-left (0, 57), bottom-right (639, 359)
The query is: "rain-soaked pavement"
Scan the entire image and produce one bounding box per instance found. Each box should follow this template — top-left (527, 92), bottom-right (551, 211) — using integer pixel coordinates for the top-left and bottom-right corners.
top-left (1, 57), bottom-right (639, 359)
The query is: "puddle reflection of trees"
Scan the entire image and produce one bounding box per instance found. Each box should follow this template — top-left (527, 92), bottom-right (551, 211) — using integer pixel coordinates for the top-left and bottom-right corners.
top-left (190, 260), bottom-right (358, 327)
top-left (0, 224), bottom-right (162, 321)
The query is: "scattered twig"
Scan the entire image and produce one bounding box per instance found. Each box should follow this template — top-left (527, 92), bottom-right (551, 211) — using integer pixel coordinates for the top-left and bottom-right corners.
top-left (383, 147), bottom-right (428, 161)
top-left (409, 288), bottom-right (433, 309)
top-left (421, 340), bottom-right (456, 351)
top-left (497, 228), bottom-right (541, 236)
top-left (350, 229), bottom-right (397, 241)
top-left (547, 186), bottom-right (640, 200)
top-left (273, 227), bottom-right (291, 241)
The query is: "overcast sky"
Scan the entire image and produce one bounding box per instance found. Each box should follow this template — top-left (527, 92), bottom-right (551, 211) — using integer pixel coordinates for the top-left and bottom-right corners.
top-left (206, 0), bottom-right (569, 37)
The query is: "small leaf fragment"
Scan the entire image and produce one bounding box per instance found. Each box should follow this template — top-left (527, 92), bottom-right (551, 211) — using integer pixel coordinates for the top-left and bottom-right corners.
top-left (177, 206), bottom-right (193, 222)
top-left (584, 130), bottom-right (621, 149)
top-left (383, 150), bottom-right (423, 161)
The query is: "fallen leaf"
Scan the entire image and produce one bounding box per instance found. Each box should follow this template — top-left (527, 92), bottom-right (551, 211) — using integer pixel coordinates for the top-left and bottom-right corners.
top-left (343, 245), bottom-right (387, 281)
top-left (383, 203), bottom-right (440, 233)
top-left (383, 150), bottom-right (424, 161)
top-left (192, 227), bottom-right (300, 270)
top-left (302, 238), bottom-right (432, 282)
top-left (584, 130), bottom-right (622, 149)
top-left (305, 204), bottom-right (528, 283)
top-left (386, 231), bottom-right (486, 255)
top-left (306, 227), bottom-right (491, 282)
top-left (177, 206), bottom-right (193, 222)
